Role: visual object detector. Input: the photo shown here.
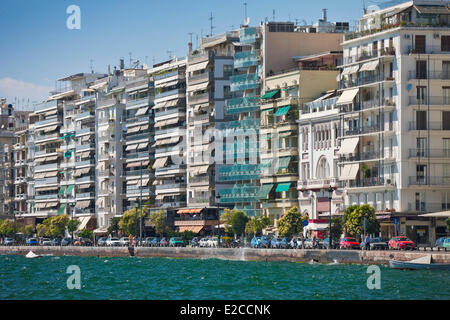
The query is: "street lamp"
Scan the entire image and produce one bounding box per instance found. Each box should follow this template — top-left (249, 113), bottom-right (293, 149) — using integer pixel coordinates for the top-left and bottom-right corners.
top-left (216, 194), bottom-right (221, 248)
top-left (328, 185), bottom-right (333, 250)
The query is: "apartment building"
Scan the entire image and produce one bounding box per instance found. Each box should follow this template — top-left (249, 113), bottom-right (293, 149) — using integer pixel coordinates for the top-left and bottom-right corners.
top-left (259, 53), bottom-right (341, 231)
top-left (179, 32), bottom-right (239, 233)
top-left (121, 69), bottom-right (155, 218)
top-left (149, 58), bottom-right (187, 216)
top-left (338, 0), bottom-right (450, 243)
top-left (0, 100), bottom-right (15, 218)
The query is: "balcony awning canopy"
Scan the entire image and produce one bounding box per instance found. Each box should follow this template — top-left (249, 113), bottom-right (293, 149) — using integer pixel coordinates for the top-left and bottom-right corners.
top-left (274, 105), bottom-right (291, 116)
top-left (159, 80), bottom-right (179, 88)
top-left (153, 157), bottom-right (169, 169)
top-left (76, 216), bottom-right (92, 229)
top-left (276, 157), bottom-right (292, 170)
top-left (188, 81), bottom-right (209, 93)
top-left (177, 208), bottom-right (204, 214)
top-left (178, 226), bottom-right (204, 233)
top-left (78, 184), bottom-right (92, 189)
top-left (58, 204), bottom-right (66, 215)
top-left (339, 164), bottom-right (360, 181)
top-left (127, 126), bottom-right (141, 134)
top-left (414, 5), bottom-right (450, 15)
top-left (126, 144), bottom-right (138, 151)
top-left (44, 125), bottom-right (59, 133)
top-left (191, 165), bottom-right (210, 175)
top-left (137, 143), bottom-right (149, 150)
top-left (75, 201), bottom-right (91, 209)
top-left (359, 60), bottom-right (379, 72)
top-left (261, 89), bottom-right (280, 100)
top-left (336, 88), bottom-right (359, 105)
top-left (338, 137), bottom-right (360, 155)
top-left (276, 183), bottom-right (292, 193)
top-left (341, 65), bottom-right (360, 76)
top-left (66, 185), bottom-right (74, 194)
top-left (135, 107), bottom-right (149, 116)
top-left (58, 186), bottom-right (66, 195)
top-left (257, 184), bottom-right (274, 199)
top-left (187, 61), bottom-right (210, 73)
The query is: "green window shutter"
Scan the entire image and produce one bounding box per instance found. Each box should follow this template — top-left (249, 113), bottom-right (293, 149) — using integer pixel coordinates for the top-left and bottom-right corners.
top-left (275, 182), bottom-right (292, 192)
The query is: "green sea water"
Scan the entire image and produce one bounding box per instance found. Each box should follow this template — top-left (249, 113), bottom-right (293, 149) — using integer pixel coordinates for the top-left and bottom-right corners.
top-left (0, 255), bottom-right (449, 300)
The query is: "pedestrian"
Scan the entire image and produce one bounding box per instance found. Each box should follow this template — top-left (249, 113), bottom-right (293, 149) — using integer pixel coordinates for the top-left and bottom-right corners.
top-left (312, 234), bottom-right (317, 249)
top-left (300, 233), bottom-right (305, 249)
top-left (365, 234), bottom-right (371, 250)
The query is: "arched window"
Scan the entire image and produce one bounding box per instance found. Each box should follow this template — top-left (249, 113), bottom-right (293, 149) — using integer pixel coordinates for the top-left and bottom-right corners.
top-left (316, 157), bottom-right (330, 179)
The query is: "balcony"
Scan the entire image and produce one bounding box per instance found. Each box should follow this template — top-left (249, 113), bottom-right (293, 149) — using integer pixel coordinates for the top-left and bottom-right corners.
top-left (155, 183), bottom-right (187, 191)
top-left (188, 72), bottom-right (212, 85)
top-left (408, 121), bottom-right (450, 131)
top-left (76, 192), bottom-right (95, 199)
top-left (339, 74), bottom-right (395, 89)
top-left (76, 143), bottom-right (94, 151)
top-left (346, 177), bottom-right (389, 188)
top-left (98, 98), bottom-right (117, 108)
top-left (174, 218), bottom-right (218, 227)
top-left (407, 45), bottom-right (450, 55)
top-left (407, 202), bottom-right (450, 214)
top-left (409, 176), bottom-right (450, 186)
top-left (76, 127), bottom-right (94, 136)
top-left (230, 73), bottom-right (258, 92)
top-left (239, 27), bottom-right (258, 45)
top-left (234, 50), bottom-right (259, 69)
top-left (408, 149), bottom-right (450, 158)
top-left (345, 124), bottom-right (385, 136)
top-left (154, 70), bottom-right (180, 82)
top-left (35, 177), bottom-right (58, 186)
top-left (35, 133), bottom-right (60, 144)
top-left (34, 100), bottom-right (58, 112)
top-left (35, 163), bottom-right (59, 172)
top-left (126, 97), bottom-right (149, 108)
top-left (125, 169), bottom-right (152, 178)
top-left (225, 96), bottom-right (259, 114)
top-left (75, 160), bottom-right (94, 167)
top-left (340, 151), bottom-right (387, 162)
top-left (75, 111), bottom-right (93, 121)
top-left (341, 48), bottom-right (396, 65)
top-left (75, 176), bottom-right (94, 184)
top-left (35, 194), bottom-right (58, 200)
top-left (298, 178), bottom-right (340, 191)
top-left (190, 92), bottom-right (212, 105)
top-left (408, 71), bottom-right (450, 81)
top-left (408, 96), bottom-right (450, 106)
top-left (155, 108), bottom-right (182, 118)
top-left (303, 97), bottom-right (338, 114)
top-left (34, 117), bottom-right (60, 128)
top-left (188, 113), bottom-right (213, 124)
top-left (218, 184), bottom-right (260, 203)
top-left (155, 89), bottom-right (184, 100)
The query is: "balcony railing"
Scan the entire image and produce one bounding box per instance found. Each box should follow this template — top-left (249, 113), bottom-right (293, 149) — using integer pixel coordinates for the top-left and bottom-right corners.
top-left (154, 70), bottom-right (180, 82)
top-left (408, 149), bottom-right (450, 158)
top-left (35, 163), bottom-right (59, 172)
top-left (76, 143), bottom-right (94, 151)
top-left (34, 100), bottom-right (58, 112)
top-left (230, 73), bottom-right (258, 92)
top-left (35, 194), bottom-right (58, 200)
top-left (225, 96), bottom-right (259, 114)
top-left (407, 202), bottom-right (450, 213)
top-left (407, 45), bottom-right (450, 55)
top-left (339, 74), bottom-right (395, 89)
top-left (155, 89), bottom-right (184, 100)
top-left (234, 50), bottom-right (259, 68)
top-left (408, 71), bottom-right (450, 81)
top-left (409, 176), bottom-right (450, 186)
top-left (408, 96), bottom-right (450, 106)
top-left (98, 98), bottom-right (117, 108)
top-left (346, 177), bottom-right (387, 188)
top-left (75, 111), bottom-right (93, 121)
top-left (341, 48), bottom-right (396, 65)
top-left (34, 117), bottom-right (60, 128)
top-left (126, 97), bottom-right (149, 108)
top-left (76, 192), bottom-right (94, 199)
top-left (408, 121), bottom-right (450, 131)
top-left (340, 151), bottom-right (383, 162)
top-left (155, 183), bottom-right (187, 191)
top-left (345, 124), bottom-right (384, 136)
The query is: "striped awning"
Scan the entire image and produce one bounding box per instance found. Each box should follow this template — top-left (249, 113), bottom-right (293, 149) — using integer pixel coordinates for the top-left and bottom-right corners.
top-left (153, 157), bottom-right (169, 169)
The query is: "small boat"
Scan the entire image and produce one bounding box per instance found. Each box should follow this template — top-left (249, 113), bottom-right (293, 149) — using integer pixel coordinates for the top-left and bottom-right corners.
top-left (389, 255), bottom-right (450, 270)
top-left (25, 251), bottom-right (42, 259)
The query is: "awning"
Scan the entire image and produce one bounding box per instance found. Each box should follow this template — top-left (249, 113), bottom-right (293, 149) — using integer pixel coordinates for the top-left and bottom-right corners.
top-left (188, 81), bottom-right (209, 92)
top-left (418, 211), bottom-right (450, 218)
top-left (127, 126), bottom-right (141, 134)
top-left (45, 110), bottom-right (58, 116)
top-left (339, 164), bottom-right (360, 181)
top-left (165, 99), bottom-right (179, 108)
top-left (46, 202), bottom-right (58, 208)
top-left (36, 186), bottom-right (58, 192)
top-left (76, 216), bottom-right (92, 230)
top-left (261, 89), bottom-right (280, 100)
top-left (187, 61), bottom-right (210, 73)
top-left (197, 165), bottom-right (210, 174)
top-left (78, 184), bottom-right (91, 189)
top-left (306, 222), bottom-right (329, 231)
top-left (153, 136), bottom-right (180, 147)
top-left (127, 180), bottom-right (139, 185)
top-left (159, 80), bottom-right (179, 88)
top-left (58, 204), bottom-right (66, 215)
top-left (137, 143), bottom-right (149, 150)
top-left (178, 226), bottom-right (204, 233)
top-left (126, 144), bottom-right (138, 151)
top-left (153, 157), bottom-right (169, 169)
top-left (75, 201), bottom-right (92, 209)
top-left (44, 125), bottom-right (58, 133)
top-left (276, 157), bottom-right (292, 170)
top-left (359, 60), bottom-right (379, 72)
top-left (276, 183), bottom-right (292, 192)
top-left (178, 208), bottom-right (204, 214)
top-left (414, 5), bottom-right (450, 15)
top-left (66, 185), bottom-right (75, 194)
top-left (274, 105), bottom-right (291, 116)
top-left (58, 186), bottom-right (66, 195)
top-left (311, 92), bottom-right (335, 103)
top-left (72, 169), bottom-right (82, 177)
top-left (341, 65), bottom-right (360, 76)
top-left (140, 124), bottom-right (149, 131)
top-left (90, 81), bottom-right (107, 90)
top-left (338, 137), bottom-right (360, 155)
top-left (127, 161), bottom-right (146, 168)
top-left (336, 88), bottom-right (359, 105)
top-left (45, 171), bottom-right (58, 178)
top-left (135, 106), bottom-right (149, 117)
top-left (257, 184), bottom-right (274, 199)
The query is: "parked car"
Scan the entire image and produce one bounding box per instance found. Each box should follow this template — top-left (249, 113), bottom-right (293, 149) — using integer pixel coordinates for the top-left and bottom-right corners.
top-left (279, 238), bottom-right (289, 249)
top-left (444, 238), bottom-right (450, 249)
top-left (303, 238), bottom-right (321, 249)
top-left (169, 237), bottom-right (185, 247)
top-left (199, 238), bottom-right (209, 248)
top-left (4, 237), bottom-right (15, 246)
top-left (270, 237), bottom-right (282, 249)
top-left (159, 237), bottom-right (169, 247)
top-left (74, 238), bottom-right (93, 246)
top-left (259, 236), bottom-right (270, 248)
top-left (61, 237), bottom-right (73, 246)
top-left (119, 237), bottom-right (130, 247)
top-left (51, 238), bottom-right (61, 246)
top-left (97, 237), bottom-right (107, 246)
top-left (150, 237), bottom-right (160, 247)
top-left (250, 237), bottom-right (260, 248)
top-left (323, 238), bottom-right (339, 249)
top-left (339, 237), bottom-right (360, 250)
top-left (26, 238), bottom-right (38, 246)
top-left (435, 237), bottom-right (448, 249)
top-left (191, 237), bottom-right (200, 247)
top-left (360, 237), bottom-right (388, 250)
top-left (388, 236), bottom-right (416, 250)
top-left (143, 237), bottom-right (153, 247)
top-left (40, 238), bottom-right (52, 246)
top-left (106, 237), bottom-right (121, 247)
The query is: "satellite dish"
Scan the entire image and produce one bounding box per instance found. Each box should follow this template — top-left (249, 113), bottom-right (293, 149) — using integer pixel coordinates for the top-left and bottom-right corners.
top-left (243, 17), bottom-right (250, 27)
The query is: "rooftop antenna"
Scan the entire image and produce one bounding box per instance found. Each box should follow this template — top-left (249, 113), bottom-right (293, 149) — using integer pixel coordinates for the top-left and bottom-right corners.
top-left (244, 2), bottom-right (248, 21)
top-left (196, 34), bottom-right (199, 48)
top-left (188, 32), bottom-right (193, 44)
top-left (129, 52), bottom-right (132, 68)
top-left (209, 12), bottom-right (215, 36)
top-left (89, 59), bottom-right (94, 73)
top-left (295, 18), bottom-right (299, 26)
top-left (273, 9), bottom-right (275, 21)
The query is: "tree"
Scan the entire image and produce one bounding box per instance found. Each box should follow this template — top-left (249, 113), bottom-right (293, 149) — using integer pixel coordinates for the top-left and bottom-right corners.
top-left (343, 205), bottom-right (359, 235)
top-left (36, 215), bottom-right (69, 238)
top-left (36, 224), bottom-right (48, 237)
top-left (67, 219), bottom-right (81, 238)
top-left (79, 228), bottom-right (93, 239)
top-left (228, 210), bottom-right (250, 236)
top-left (245, 216), bottom-right (270, 236)
top-left (344, 205), bottom-right (380, 240)
top-left (277, 207), bottom-right (307, 237)
top-left (0, 219), bottom-right (21, 237)
top-left (148, 210), bottom-right (166, 236)
top-left (24, 225), bottom-right (35, 237)
top-left (119, 208), bottom-right (146, 236)
top-left (326, 217), bottom-right (344, 240)
top-left (107, 217), bottom-right (121, 236)
top-left (219, 209), bottom-right (234, 234)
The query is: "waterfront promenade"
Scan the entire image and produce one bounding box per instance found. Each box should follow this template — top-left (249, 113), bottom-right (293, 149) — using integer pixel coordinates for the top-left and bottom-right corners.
top-left (1, 246), bottom-right (449, 265)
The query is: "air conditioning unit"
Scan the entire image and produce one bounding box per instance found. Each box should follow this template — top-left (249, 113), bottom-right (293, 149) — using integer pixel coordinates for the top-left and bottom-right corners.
top-left (404, 34), bottom-right (411, 39)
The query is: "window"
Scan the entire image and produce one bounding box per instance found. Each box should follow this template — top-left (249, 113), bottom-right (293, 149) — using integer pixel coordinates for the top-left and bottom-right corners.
top-left (415, 192), bottom-right (425, 212)
top-left (443, 87), bottom-right (450, 105)
top-left (416, 164), bottom-right (427, 183)
top-left (441, 36), bottom-right (450, 52)
top-left (417, 137), bottom-right (427, 157)
top-left (443, 111), bottom-right (450, 130)
top-left (316, 157), bottom-right (330, 179)
top-left (443, 61), bottom-right (450, 79)
top-left (223, 65), bottom-right (233, 78)
top-left (416, 110), bottom-right (427, 130)
top-left (443, 138), bottom-right (450, 157)
top-left (415, 35), bottom-right (426, 53)
top-left (416, 86), bottom-right (427, 104)
top-left (416, 60), bottom-right (427, 79)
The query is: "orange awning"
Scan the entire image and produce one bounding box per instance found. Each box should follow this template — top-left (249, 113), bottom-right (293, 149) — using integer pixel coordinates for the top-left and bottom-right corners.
top-left (177, 208), bottom-right (204, 214)
top-left (178, 226), bottom-right (204, 233)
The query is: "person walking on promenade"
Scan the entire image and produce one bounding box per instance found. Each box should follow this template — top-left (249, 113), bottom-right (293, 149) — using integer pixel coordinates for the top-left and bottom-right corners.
top-left (300, 233), bottom-right (305, 249)
top-left (312, 234), bottom-right (317, 249)
top-left (365, 235), bottom-right (371, 250)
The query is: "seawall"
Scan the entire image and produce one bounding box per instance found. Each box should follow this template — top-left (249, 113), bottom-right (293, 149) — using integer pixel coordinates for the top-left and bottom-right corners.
top-left (1, 246), bottom-right (449, 264)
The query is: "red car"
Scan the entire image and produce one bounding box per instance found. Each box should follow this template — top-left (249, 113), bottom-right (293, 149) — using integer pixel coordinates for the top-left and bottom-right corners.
top-left (388, 236), bottom-right (416, 250)
top-left (339, 237), bottom-right (360, 250)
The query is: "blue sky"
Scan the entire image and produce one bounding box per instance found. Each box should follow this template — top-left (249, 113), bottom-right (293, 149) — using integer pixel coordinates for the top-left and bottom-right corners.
top-left (0, 0), bottom-right (367, 107)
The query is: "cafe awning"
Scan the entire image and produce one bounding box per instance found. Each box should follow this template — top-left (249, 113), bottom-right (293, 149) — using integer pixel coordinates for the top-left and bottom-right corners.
top-left (336, 88), bottom-right (359, 105)
top-left (339, 164), bottom-right (360, 181)
top-left (338, 137), bottom-right (360, 155)
top-left (178, 226), bottom-right (204, 233)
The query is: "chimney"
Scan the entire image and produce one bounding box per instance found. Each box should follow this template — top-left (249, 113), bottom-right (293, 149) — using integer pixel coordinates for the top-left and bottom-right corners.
top-left (322, 8), bottom-right (327, 22)
top-left (188, 42), bottom-right (193, 54)
top-left (120, 59), bottom-right (125, 70)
